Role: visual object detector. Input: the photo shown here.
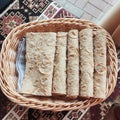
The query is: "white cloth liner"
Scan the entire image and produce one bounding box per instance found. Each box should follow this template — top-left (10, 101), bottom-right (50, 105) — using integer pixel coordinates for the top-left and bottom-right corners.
top-left (16, 38), bottom-right (26, 92)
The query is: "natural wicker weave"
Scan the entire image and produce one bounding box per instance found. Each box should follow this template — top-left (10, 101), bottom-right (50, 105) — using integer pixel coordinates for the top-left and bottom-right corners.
top-left (0, 18), bottom-right (118, 111)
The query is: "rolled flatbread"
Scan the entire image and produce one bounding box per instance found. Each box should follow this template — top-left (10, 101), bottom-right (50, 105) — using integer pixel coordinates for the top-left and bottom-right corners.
top-left (21, 32), bottom-right (56, 96)
top-left (67, 29), bottom-right (79, 98)
top-left (94, 29), bottom-right (107, 98)
top-left (79, 28), bottom-right (93, 97)
top-left (52, 32), bottom-right (67, 95)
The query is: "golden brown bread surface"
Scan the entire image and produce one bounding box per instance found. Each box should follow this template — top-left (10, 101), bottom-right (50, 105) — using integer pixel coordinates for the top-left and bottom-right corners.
top-left (79, 28), bottom-right (94, 98)
top-left (21, 32), bottom-right (56, 96)
top-left (94, 29), bottom-right (107, 98)
top-left (52, 32), bottom-right (67, 95)
top-left (20, 29), bottom-right (107, 99)
top-left (67, 29), bottom-right (79, 98)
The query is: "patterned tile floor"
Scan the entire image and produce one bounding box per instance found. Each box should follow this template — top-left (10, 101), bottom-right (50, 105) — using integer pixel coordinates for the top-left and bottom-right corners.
top-left (54, 0), bottom-right (119, 23)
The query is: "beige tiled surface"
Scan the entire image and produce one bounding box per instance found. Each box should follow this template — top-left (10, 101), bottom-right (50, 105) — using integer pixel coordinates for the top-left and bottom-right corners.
top-left (64, 2), bottom-right (83, 17)
top-left (54, 0), bottom-right (119, 23)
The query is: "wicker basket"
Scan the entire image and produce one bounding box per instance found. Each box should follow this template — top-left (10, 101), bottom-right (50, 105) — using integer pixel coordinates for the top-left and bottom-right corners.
top-left (0, 18), bottom-right (118, 111)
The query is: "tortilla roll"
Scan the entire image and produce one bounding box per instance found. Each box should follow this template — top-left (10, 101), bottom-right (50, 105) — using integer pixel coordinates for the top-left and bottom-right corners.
top-left (67, 29), bottom-right (79, 98)
top-left (79, 28), bottom-right (93, 97)
top-left (52, 32), bottom-right (67, 95)
top-left (94, 29), bottom-right (107, 98)
top-left (21, 32), bottom-right (56, 96)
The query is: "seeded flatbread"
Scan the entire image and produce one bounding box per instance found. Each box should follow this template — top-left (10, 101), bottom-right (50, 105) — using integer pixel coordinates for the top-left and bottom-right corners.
top-left (52, 32), bottom-right (67, 95)
top-left (94, 29), bottom-right (107, 98)
top-left (67, 29), bottom-right (79, 98)
top-left (79, 28), bottom-right (94, 97)
top-left (21, 32), bottom-right (56, 96)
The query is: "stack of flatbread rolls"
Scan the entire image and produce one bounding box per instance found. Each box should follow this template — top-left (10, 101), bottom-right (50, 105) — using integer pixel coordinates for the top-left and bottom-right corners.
top-left (20, 28), bottom-right (107, 99)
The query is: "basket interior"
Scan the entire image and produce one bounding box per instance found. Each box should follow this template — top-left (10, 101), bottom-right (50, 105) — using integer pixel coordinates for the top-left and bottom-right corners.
top-left (0, 18), bottom-right (117, 111)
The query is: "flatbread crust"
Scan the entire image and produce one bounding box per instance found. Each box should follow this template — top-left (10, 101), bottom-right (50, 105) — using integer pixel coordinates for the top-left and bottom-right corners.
top-left (94, 29), bottom-right (107, 98)
top-left (67, 29), bottom-right (79, 98)
top-left (79, 28), bottom-right (94, 97)
top-left (52, 32), bottom-right (67, 95)
top-left (21, 32), bottom-right (56, 96)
